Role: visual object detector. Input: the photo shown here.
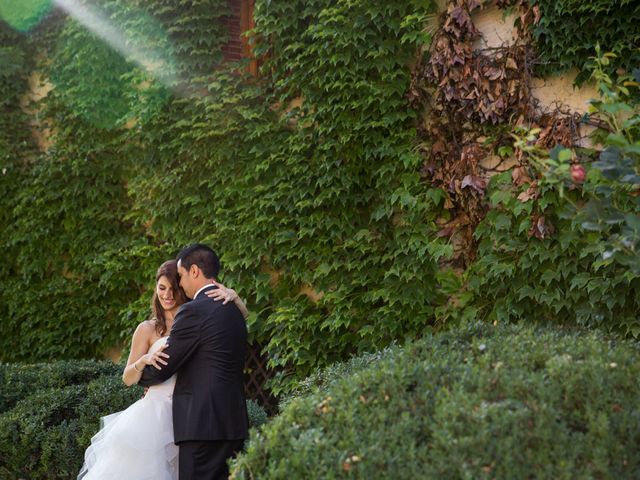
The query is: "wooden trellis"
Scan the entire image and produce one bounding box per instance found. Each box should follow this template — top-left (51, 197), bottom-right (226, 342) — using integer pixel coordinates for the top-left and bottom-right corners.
top-left (244, 342), bottom-right (279, 415)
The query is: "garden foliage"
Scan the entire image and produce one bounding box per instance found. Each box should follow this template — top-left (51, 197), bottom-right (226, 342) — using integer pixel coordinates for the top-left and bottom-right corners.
top-left (0, 0), bottom-right (449, 393)
top-left (0, 359), bottom-right (121, 413)
top-left (231, 323), bottom-right (640, 479)
top-left (0, 10), bottom-right (169, 361)
top-left (461, 54), bottom-right (640, 336)
top-left (0, 360), bottom-right (267, 479)
top-left (1, 0), bottom-right (639, 396)
top-left (530, 0), bottom-right (640, 84)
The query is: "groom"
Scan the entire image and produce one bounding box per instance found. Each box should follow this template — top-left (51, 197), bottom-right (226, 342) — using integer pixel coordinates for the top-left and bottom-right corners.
top-left (138, 243), bottom-right (249, 480)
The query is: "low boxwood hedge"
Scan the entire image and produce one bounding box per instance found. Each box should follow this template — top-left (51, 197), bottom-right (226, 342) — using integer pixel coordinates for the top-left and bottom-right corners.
top-left (231, 323), bottom-right (640, 479)
top-left (0, 361), bottom-right (268, 479)
top-left (0, 360), bottom-right (121, 414)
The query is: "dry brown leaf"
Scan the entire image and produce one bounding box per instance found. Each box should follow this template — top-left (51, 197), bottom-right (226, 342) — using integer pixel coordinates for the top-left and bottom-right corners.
top-left (461, 175), bottom-right (487, 193)
top-left (528, 214), bottom-right (555, 240)
top-left (511, 166), bottom-right (531, 187)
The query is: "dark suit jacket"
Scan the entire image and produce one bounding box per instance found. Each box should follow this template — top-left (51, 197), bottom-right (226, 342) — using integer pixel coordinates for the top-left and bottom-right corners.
top-left (138, 285), bottom-right (249, 443)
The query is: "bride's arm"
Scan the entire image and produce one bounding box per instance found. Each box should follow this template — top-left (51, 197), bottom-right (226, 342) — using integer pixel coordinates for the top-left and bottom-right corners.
top-left (206, 280), bottom-right (250, 319)
top-left (122, 321), bottom-right (169, 386)
top-left (234, 297), bottom-right (249, 319)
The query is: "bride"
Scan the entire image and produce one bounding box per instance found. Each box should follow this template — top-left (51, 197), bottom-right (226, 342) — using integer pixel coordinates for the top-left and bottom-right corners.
top-left (78, 259), bottom-right (249, 479)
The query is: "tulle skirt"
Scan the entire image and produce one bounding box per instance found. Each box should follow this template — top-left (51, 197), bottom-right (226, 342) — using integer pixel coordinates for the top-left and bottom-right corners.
top-left (78, 389), bottom-right (178, 480)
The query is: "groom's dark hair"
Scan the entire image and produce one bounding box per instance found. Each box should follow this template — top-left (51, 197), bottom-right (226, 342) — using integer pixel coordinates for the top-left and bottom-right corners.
top-left (176, 243), bottom-right (220, 279)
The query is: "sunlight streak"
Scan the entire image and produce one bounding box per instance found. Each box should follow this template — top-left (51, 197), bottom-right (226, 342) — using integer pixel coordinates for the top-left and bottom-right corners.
top-left (53, 0), bottom-right (179, 89)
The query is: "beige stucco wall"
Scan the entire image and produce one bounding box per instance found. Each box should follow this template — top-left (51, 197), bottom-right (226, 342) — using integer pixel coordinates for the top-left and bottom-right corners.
top-left (530, 72), bottom-right (598, 115)
top-left (471, 4), bottom-right (598, 115)
top-left (19, 70), bottom-right (54, 151)
top-left (472, 7), bottom-right (518, 50)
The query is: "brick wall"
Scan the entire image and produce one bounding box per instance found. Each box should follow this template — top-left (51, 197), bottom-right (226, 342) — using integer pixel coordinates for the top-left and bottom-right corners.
top-left (221, 0), bottom-right (243, 62)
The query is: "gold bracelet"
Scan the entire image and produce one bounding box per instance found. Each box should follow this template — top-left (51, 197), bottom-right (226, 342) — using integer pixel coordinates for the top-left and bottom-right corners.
top-left (133, 362), bottom-right (143, 373)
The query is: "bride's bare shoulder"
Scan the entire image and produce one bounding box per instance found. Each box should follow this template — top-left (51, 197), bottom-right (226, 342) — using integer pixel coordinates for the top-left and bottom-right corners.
top-left (133, 320), bottom-right (157, 339)
top-left (125, 321), bottom-right (159, 360)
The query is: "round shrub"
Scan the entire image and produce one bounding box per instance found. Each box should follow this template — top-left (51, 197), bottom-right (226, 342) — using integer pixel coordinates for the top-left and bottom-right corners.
top-left (280, 347), bottom-right (396, 410)
top-left (231, 323), bottom-right (640, 479)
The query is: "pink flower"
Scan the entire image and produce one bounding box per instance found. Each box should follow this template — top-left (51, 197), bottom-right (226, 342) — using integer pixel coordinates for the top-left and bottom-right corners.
top-left (570, 164), bottom-right (586, 184)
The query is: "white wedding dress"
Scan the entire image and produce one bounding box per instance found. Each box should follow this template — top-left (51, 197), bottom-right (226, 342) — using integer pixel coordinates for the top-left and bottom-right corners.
top-left (78, 337), bottom-right (178, 480)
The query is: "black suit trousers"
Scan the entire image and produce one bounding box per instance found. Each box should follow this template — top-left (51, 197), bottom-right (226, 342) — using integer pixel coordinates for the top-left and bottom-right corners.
top-left (179, 439), bottom-right (245, 480)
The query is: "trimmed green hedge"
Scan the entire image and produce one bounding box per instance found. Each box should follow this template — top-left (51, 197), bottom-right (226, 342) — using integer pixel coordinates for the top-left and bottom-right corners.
top-left (0, 360), bottom-right (121, 413)
top-left (232, 323), bottom-right (640, 478)
top-left (0, 361), bottom-right (268, 479)
top-left (279, 347), bottom-right (396, 411)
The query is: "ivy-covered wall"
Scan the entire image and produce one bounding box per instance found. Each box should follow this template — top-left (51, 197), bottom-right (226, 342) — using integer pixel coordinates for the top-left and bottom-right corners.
top-left (0, 22), bottom-right (64, 359)
top-left (0, 0), bottom-right (233, 361)
top-left (1, 0), bottom-right (638, 393)
top-left (530, 0), bottom-right (640, 83)
top-left (0, 0), bottom-right (447, 389)
top-left (411, 0), bottom-right (640, 334)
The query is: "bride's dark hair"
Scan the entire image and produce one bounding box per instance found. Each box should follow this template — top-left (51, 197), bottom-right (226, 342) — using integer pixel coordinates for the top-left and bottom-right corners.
top-left (151, 260), bottom-right (187, 336)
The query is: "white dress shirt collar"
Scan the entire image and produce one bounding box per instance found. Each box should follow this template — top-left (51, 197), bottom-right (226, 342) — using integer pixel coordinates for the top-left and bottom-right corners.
top-left (193, 283), bottom-right (216, 300)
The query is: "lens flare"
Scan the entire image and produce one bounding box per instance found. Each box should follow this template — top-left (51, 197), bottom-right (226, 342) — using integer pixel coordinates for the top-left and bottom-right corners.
top-left (53, 0), bottom-right (178, 87)
top-left (0, 0), bottom-right (53, 32)
top-left (47, 0), bottom-right (179, 128)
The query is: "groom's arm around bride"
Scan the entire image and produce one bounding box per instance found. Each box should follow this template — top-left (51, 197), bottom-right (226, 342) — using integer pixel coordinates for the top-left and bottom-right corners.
top-left (138, 243), bottom-right (249, 480)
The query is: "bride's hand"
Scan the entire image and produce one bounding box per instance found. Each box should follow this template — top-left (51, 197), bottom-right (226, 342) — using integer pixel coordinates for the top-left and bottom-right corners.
top-left (140, 343), bottom-right (169, 370)
top-left (206, 280), bottom-right (238, 305)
